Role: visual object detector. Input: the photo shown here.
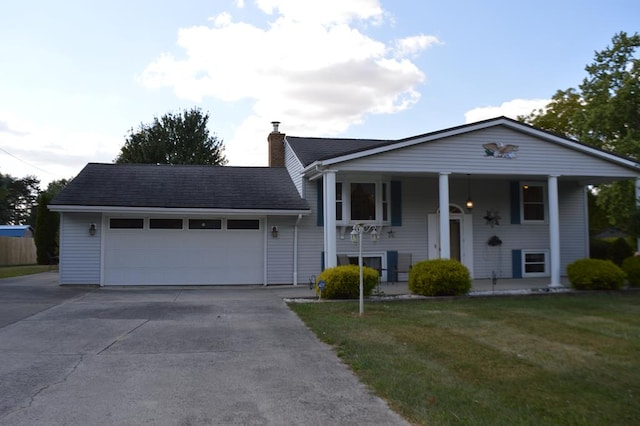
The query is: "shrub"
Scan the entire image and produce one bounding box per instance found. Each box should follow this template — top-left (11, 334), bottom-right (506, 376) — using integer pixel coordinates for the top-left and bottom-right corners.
top-left (315, 265), bottom-right (378, 299)
top-left (610, 238), bottom-right (634, 266)
top-left (622, 256), bottom-right (640, 287)
top-left (589, 239), bottom-right (611, 260)
top-left (409, 259), bottom-right (471, 297)
top-left (566, 258), bottom-right (626, 290)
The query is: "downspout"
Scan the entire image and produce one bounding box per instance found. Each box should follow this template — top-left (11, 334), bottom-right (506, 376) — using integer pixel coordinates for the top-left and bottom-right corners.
top-left (293, 214), bottom-right (303, 285)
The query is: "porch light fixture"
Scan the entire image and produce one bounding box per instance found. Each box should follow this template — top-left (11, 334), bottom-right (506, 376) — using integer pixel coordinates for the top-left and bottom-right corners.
top-left (89, 223), bottom-right (96, 236)
top-left (350, 224), bottom-right (378, 316)
top-left (271, 226), bottom-right (279, 238)
top-left (465, 174), bottom-right (474, 211)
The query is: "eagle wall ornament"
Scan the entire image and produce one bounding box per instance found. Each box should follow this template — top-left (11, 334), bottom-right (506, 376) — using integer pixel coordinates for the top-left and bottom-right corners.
top-left (483, 142), bottom-right (519, 159)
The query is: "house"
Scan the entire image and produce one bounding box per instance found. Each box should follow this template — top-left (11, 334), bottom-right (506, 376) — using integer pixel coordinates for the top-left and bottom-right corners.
top-left (49, 117), bottom-right (640, 286)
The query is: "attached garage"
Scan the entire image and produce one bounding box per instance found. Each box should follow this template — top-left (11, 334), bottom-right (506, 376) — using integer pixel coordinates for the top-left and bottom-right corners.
top-left (103, 217), bottom-right (264, 285)
top-left (49, 163), bottom-right (310, 286)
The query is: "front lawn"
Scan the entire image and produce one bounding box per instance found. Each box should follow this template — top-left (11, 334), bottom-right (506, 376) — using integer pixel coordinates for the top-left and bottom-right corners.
top-left (0, 264), bottom-right (55, 279)
top-left (289, 293), bottom-right (640, 425)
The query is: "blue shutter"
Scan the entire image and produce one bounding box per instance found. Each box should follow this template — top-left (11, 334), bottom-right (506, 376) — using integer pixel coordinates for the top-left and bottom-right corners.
top-left (317, 179), bottom-right (324, 226)
top-left (390, 181), bottom-right (402, 226)
top-left (321, 251), bottom-right (325, 271)
top-left (387, 250), bottom-right (398, 282)
top-left (512, 249), bottom-right (522, 278)
top-left (510, 181), bottom-right (521, 224)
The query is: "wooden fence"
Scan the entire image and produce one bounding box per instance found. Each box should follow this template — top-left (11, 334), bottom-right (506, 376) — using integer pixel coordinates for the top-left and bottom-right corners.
top-left (0, 236), bottom-right (37, 266)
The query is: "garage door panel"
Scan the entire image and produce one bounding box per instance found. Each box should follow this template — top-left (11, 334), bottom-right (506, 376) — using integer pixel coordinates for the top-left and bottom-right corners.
top-left (104, 226), bottom-right (264, 285)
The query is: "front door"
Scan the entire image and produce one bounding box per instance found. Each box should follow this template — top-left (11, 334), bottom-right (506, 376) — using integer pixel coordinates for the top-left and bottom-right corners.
top-left (427, 204), bottom-right (474, 277)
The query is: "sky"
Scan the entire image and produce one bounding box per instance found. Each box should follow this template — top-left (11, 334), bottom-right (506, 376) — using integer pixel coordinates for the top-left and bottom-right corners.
top-left (0, 0), bottom-right (638, 188)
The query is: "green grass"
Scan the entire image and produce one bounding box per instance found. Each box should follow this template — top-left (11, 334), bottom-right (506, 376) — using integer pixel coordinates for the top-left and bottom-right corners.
top-left (0, 264), bottom-right (55, 279)
top-left (289, 293), bottom-right (640, 425)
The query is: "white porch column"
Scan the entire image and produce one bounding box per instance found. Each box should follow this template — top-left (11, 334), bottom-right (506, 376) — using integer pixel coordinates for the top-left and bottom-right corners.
top-left (324, 170), bottom-right (337, 268)
top-left (636, 177), bottom-right (640, 252)
top-left (548, 175), bottom-right (562, 287)
top-left (439, 172), bottom-right (451, 259)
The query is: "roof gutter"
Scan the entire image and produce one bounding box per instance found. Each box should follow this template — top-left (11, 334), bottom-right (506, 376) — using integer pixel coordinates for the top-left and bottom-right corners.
top-left (48, 205), bottom-right (311, 216)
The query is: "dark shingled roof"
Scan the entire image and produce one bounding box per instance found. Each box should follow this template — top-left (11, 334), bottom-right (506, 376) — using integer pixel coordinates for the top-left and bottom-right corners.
top-left (286, 136), bottom-right (396, 167)
top-left (51, 163), bottom-right (310, 211)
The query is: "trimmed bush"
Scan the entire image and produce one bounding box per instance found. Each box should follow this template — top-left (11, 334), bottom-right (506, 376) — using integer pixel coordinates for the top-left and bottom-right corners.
top-left (409, 259), bottom-right (471, 297)
top-left (622, 256), bottom-right (640, 287)
top-left (566, 258), bottom-right (626, 290)
top-left (589, 239), bottom-right (611, 261)
top-left (315, 265), bottom-right (378, 299)
top-left (610, 238), bottom-right (634, 266)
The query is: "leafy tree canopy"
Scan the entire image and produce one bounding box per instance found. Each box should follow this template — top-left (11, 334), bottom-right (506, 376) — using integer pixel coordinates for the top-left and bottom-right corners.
top-left (115, 107), bottom-right (228, 165)
top-left (35, 179), bottom-right (68, 264)
top-left (520, 31), bottom-right (640, 234)
top-left (0, 172), bottom-right (40, 225)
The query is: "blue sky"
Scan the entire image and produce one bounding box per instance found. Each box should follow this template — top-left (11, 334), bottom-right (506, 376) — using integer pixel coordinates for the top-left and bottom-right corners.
top-left (0, 0), bottom-right (637, 187)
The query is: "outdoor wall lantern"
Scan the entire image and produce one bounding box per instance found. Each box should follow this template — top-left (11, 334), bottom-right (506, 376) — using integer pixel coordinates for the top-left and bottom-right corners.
top-left (271, 225), bottom-right (279, 238)
top-left (89, 223), bottom-right (97, 236)
top-left (465, 174), bottom-right (474, 211)
top-left (350, 224), bottom-right (378, 316)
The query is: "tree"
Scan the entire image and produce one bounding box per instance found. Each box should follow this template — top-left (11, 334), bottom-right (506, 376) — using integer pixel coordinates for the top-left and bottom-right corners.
top-left (115, 108), bottom-right (227, 165)
top-left (34, 179), bottom-right (68, 264)
top-left (0, 173), bottom-right (40, 225)
top-left (520, 31), bottom-right (640, 234)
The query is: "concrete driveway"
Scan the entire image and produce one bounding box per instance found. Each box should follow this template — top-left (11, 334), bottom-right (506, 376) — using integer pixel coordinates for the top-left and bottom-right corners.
top-left (0, 273), bottom-right (407, 425)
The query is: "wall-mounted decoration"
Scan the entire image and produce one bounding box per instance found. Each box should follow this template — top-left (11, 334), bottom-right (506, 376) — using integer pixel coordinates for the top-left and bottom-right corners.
top-left (487, 235), bottom-right (502, 246)
top-left (484, 210), bottom-right (501, 227)
top-left (483, 142), bottom-right (519, 159)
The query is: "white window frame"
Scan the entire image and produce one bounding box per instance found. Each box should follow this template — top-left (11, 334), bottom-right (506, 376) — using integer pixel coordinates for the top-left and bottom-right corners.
top-left (336, 178), bottom-right (390, 225)
top-left (522, 249), bottom-right (549, 277)
top-left (521, 182), bottom-right (547, 224)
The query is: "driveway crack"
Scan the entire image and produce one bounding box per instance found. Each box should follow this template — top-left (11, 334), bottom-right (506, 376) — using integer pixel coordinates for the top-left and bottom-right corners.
top-left (2, 354), bottom-right (85, 421)
top-left (97, 319), bottom-right (150, 355)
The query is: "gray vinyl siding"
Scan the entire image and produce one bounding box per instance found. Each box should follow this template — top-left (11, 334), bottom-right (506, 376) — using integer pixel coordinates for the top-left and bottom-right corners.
top-left (296, 173), bottom-right (589, 281)
top-left (285, 140), bottom-right (305, 195)
top-left (266, 216), bottom-right (297, 284)
top-left (59, 212), bottom-right (101, 284)
top-left (336, 127), bottom-right (639, 179)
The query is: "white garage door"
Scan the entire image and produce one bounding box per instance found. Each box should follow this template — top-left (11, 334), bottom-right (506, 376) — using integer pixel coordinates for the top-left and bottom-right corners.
top-left (104, 218), bottom-right (264, 285)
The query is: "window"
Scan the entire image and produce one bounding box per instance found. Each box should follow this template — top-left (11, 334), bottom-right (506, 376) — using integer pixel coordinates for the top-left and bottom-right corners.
top-left (521, 183), bottom-right (546, 222)
top-left (335, 180), bottom-right (390, 223)
top-left (351, 183), bottom-right (376, 220)
top-left (110, 218), bottom-right (144, 229)
top-left (188, 219), bottom-right (222, 230)
top-left (149, 219), bottom-right (183, 229)
top-left (522, 250), bottom-right (549, 277)
top-left (335, 182), bottom-right (343, 221)
top-left (227, 219), bottom-right (260, 230)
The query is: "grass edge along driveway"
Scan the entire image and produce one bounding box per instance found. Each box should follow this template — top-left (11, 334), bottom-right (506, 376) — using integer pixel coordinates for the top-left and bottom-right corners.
top-left (289, 292), bottom-right (640, 425)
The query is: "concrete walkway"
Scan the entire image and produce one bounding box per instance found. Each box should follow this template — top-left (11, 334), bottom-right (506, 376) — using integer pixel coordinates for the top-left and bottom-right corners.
top-left (0, 273), bottom-right (407, 425)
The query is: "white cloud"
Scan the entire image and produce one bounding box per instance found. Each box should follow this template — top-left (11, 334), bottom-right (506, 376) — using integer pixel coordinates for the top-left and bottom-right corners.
top-left (464, 98), bottom-right (550, 124)
top-left (0, 111), bottom-right (119, 186)
top-left (140, 0), bottom-right (438, 166)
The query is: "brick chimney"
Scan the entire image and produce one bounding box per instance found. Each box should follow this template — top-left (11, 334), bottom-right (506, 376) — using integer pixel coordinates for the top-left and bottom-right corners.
top-left (268, 121), bottom-right (285, 167)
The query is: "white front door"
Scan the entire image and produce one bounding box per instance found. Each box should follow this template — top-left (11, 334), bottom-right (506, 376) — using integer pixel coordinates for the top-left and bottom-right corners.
top-left (427, 205), bottom-right (474, 277)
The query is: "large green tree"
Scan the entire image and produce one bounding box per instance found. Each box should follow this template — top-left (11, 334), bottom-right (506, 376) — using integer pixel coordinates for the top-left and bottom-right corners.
top-left (34, 179), bottom-right (68, 264)
top-left (0, 173), bottom-right (40, 225)
top-left (521, 31), bottom-right (640, 234)
top-left (115, 108), bottom-right (227, 165)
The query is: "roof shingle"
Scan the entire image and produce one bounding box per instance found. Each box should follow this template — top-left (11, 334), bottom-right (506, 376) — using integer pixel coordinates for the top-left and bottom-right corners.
top-left (51, 163), bottom-right (310, 211)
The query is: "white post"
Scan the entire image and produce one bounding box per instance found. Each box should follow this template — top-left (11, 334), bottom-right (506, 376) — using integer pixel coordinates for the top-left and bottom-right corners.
top-left (324, 170), bottom-right (337, 268)
top-left (548, 175), bottom-right (562, 288)
top-left (358, 228), bottom-right (364, 316)
top-left (439, 172), bottom-right (451, 259)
